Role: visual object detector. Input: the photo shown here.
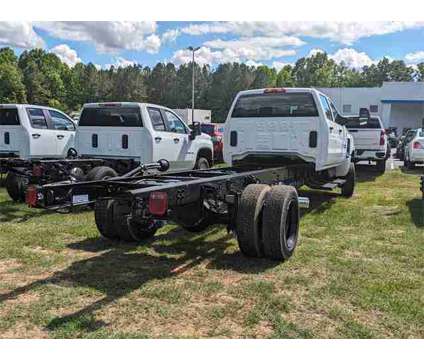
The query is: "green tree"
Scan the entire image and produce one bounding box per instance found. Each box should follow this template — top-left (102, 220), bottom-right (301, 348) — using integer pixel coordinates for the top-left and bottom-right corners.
top-left (292, 52), bottom-right (339, 87)
top-left (0, 47), bottom-right (27, 103)
top-left (276, 65), bottom-right (295, 87)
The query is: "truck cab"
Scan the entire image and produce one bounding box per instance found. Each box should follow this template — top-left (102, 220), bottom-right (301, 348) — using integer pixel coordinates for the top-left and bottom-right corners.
top-left (0, 104), bottom-right (76, 162)
top-left (76, 103), bottom-right (213, 171)
top-left (223, 88), bottom-right (352, 177)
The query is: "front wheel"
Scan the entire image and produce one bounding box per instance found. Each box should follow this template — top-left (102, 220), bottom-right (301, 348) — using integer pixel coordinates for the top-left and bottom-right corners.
top-left (194, 157), bottom-right (210, 170)
top-left (341, 163), bottom-right (355, 198)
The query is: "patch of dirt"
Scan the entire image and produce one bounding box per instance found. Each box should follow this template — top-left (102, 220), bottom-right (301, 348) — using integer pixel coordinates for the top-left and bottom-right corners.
top-left (0, 324), bottom-right (49, 339)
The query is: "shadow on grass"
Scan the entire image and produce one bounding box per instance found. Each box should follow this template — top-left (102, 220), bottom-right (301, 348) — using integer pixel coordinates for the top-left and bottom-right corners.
top-left (355, 164), bottom-right (385, 183)
top-left (0, 200), bottom-right (49, 223)
top-left (0, 187), bottom-right (338, 335)
top-left (400, 166), bottom-right (424, 176)
top-left (406, 198), bottom-right (424, 227)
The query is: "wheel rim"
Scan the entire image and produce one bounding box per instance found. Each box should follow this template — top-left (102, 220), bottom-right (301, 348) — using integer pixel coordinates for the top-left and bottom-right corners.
top-left (284, 199), bottom-right (299, 252)
top-left (199, 162), bottom-right (209, 170)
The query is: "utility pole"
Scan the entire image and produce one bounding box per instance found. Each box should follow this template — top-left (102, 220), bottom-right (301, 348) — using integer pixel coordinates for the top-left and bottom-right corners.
top-left (188, 46), bottom-right (200, 124)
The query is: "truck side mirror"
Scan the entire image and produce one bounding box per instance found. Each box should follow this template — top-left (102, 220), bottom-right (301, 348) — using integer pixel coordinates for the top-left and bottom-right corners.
top-left (189, 122), bottom-right (201, 140)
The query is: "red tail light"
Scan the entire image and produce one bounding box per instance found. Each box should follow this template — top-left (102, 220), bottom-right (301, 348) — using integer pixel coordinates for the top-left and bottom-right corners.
top-left (149, 192), bottom-right (168, 216)
top-left (32, 164), bottom-right (44, 177)
top-left (380, 130), bottom-right (385, 146)
top-left (413, 141), bottom-right (423, 149)
top-left (25, 186), bottom-right (38, 207)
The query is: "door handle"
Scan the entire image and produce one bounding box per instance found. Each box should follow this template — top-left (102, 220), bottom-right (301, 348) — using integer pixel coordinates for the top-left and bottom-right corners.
top-left (32, 134), bottom-right (41, 139)
top-left (173, 138), bottom-right (180, 143)
top-left (155, 137), bottom-right (162, 142)
top-left (57, 135), bottom-right (65, 139)
top-left (329, 126), bottom-right (334, 131)
top-left (339, 129), bottom-right (343, 133)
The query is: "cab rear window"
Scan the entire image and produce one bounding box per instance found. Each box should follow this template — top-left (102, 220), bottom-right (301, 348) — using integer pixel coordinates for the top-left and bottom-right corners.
top-left (231, 92), bottom-right (319, 118)
top-left (345, 117), bottom-right (382, 129)
top-left (0, 109), bottom-right (20, 126)
top-left (79, 107), bottom-right (142, 127)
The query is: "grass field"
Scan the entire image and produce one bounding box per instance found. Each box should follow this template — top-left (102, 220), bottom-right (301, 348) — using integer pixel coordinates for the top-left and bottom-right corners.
top-left (0, 167), bottom-right (423, 338)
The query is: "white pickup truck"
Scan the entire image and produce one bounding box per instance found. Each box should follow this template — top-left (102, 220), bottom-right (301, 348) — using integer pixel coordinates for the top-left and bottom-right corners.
top-left (77, 102), bottom-right (214, 171)
top-left (0, 104), bottom-right (76, 164)
top-left (224, 88), bottom-right (355, 194)
top-left (342, 109), bottom-right (389, 173)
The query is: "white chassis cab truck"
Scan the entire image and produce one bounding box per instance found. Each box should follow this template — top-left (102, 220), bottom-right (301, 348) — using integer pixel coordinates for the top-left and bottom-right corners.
top-left (342, 108), bottom-right (389, 173)
top-left (224, 88), bottom-right (355, 186)
top-left (0, 104), bottom-right (76, 200)
top-left (77, 102), bottom-right (213, 172)
top-left (10, 102), bottom-right (213, 203)
top-left (29, 88), bottom-right (356, 263)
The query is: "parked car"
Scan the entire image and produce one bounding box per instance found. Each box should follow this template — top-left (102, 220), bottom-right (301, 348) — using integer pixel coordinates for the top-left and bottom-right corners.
top-left (342, 110), bottom-right (388, 173)
top-left (224, 87), bottom-right (355, 194)
top-left (199, 123), bottom-right (224, 162)
top-left (404, 128), bottom-right (424, 169)
top-left (398, 129), bottom-right (417, 162)
top-left (76, 102), bottom-right (214, 171)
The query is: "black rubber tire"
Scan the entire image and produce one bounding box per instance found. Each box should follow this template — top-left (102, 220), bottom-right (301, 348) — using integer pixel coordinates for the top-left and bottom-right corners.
top-left (262, 185), bottom-right (299, 261)
top-left (86, 166), bottom-right (118, 181)
top-left (113, 199), bottom-right (158, 242)
top-left (94, 199), bottom-right (118, 239)
top-left (236, 184), bottom-right (270, 258)
top-left (341, 163), bottom-right (355, 198)
top-left (376, 159), bottom-right (386, 174)
top-left (5, 172), bottom-right (25, 202)
top-left (195, 157), bottom-right (210, 170)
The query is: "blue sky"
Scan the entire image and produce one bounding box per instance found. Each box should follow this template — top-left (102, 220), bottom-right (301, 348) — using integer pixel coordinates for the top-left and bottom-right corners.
top-left (2, 21), bottom-right (424, 70)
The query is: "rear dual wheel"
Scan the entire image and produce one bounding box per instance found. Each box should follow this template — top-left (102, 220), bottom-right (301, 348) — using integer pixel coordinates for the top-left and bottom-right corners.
top-left (94, 198), bottom-right (158, 242)
top-left (5, 172), bottom-right (28, 202)
top-left (235, 184), bottom-right (300, 262)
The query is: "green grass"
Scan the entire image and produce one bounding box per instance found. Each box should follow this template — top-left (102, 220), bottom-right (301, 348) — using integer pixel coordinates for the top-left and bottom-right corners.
top-left (0, 167), bottom-right (423, 338)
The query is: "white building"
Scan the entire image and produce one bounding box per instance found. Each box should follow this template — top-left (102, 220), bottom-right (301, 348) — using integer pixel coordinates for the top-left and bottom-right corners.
top-left (319, 82), bottom-right (424, 133)
top-left (173, 109), bottom-right (211, 125)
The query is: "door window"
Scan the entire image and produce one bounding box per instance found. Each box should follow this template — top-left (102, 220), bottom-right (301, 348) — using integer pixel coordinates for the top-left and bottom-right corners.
top-left (0, 109), bottom-right (20, 125)
top-left (148, 108), bottom-right (166, 131)
top-left (49, 110), bottom-right (75, 131)
top-left (27, 108), bottom-right (48, 129)
top-left (319, 95), bottom-right (333, 121)
top-left (165, 111), bottom-right (187, 134)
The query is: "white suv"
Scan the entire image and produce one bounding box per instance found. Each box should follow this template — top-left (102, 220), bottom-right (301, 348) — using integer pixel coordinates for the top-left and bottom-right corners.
top-left (77, 103), bottom-right (214, 171)
top-left (0, 104), bottom-right (76, 161)
top-left (404, 128), bottom-right (424, 169)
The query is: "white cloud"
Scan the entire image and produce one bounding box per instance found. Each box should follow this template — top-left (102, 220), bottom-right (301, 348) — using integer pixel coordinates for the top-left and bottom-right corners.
top-left (35, 21), bottom-right (160, 53)
top-left (50, 44), bottom-right (81, 67)
top-left (104, 57), bottom-right (138, 69)
top-left (329, 48), bottom-right (374, 69)
top-left (245, 60), bottom-right (263, 67)
top-left (0, 21), bottom-right (44, 49)
top-left (174, 36), bottom-right (298, 65)
top-left (405, 51), bottom-right (424, 64)
top-left (179, 21), bottom-right (424, 45)
top-left (161, 29), bottom-right (179, 43)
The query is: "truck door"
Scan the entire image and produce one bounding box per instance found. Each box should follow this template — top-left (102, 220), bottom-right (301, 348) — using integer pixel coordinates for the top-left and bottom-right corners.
top-left (147, 107), bottom-right (180, 170)
top-left (26, 108), bottom-right (58, 158)
top-left (163, 110), bottom-right (194, 170)
top-left (0, 108), bottom-right (26, 157)
top-left (319, 95), bottom-right (344, 165)
top-left (47, 110), bottom-right (76, 157)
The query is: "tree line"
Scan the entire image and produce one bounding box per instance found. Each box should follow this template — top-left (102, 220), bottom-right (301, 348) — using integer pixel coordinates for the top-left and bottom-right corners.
top-left (1, 47), bottom-right (424, 122)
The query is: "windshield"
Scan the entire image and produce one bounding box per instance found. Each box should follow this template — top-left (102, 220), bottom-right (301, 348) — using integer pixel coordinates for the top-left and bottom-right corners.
top-left (79, 107), bottom-right (142, 127)
top-left (0, 109), bottom-right (20, 126)
top-left (344, 117), bottom-right (382, 129)
top-left (231, 92), bottom-right (319, 118)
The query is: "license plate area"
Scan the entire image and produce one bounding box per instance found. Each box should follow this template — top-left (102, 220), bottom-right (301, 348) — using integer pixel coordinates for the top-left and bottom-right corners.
top-left (72, 194), bottom-right (90, 205)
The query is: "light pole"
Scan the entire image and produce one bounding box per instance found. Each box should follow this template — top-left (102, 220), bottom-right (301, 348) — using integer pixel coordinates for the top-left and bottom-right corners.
top-left (188, 46), bottom-right (200, 124)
